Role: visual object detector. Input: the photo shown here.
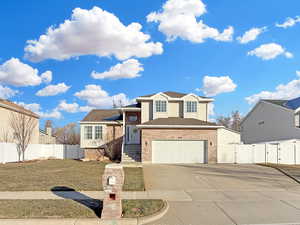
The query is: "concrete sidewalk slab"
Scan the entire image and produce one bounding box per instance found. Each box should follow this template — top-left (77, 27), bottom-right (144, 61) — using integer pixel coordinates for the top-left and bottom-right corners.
top-left (147, 190), bottom-right (192, 201)
top-left (216, 200), bottom-right (300, 225)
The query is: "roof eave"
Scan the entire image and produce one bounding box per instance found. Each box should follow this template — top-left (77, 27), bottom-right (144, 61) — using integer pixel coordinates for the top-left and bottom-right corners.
top-left (136, 125), bottom-right (223, 129)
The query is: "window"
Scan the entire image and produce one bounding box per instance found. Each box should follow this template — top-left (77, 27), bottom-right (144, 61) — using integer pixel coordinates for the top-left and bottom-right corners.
top-left (186, 101), bottom-right (197, 112)
top-left (128, 116), bottom-right (138, 122)
top-left (258, 121), bottom-right (264, 125)
top-left (155, 100), bottom-right (167, 112)
top-left (95, 126), bottom-right (103, 139)
top-left (84, 126), bottom-right (93, 140)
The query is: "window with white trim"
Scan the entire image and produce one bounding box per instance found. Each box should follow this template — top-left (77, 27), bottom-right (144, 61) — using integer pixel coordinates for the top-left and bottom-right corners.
top-left (84, 126), bottom-right (93, 140)
top-left (95, 126), bottom-right (103, 139)
top-left (186, 101), bottom-right (197, 112)
top-left (155, 100), bottom-right (167, 112)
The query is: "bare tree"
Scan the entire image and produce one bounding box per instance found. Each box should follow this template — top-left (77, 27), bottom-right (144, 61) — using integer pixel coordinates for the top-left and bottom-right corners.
top-left (216, 110), bottom-right (243, 132)
top-left (216, 115), bottom-right (231, 128)
top-left (231, 111), bottom-right (242, 132)
top-left (0, 128), bottom-right (12, 143)
top-left (9, 112), bottom-right (38, 162)
top-left (54, 123), bottom-right (80, 145)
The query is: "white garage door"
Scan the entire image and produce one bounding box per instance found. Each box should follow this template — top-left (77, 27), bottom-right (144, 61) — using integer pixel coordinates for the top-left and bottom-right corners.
top-left (152, 140), bottom-right (207, 164)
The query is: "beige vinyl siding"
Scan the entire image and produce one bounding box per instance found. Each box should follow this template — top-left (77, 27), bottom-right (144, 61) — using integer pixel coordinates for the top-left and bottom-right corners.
top-left (0, 107), bottom-right (39, 144)
top-left (168, 102), bottom-right (180, 117)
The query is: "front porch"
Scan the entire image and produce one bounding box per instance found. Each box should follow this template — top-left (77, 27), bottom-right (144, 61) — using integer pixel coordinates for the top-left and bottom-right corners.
top-left (121, 107), bottom-right (142, 163)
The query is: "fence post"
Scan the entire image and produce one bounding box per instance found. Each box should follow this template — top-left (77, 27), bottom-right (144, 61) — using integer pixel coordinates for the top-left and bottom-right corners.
top-left (295, 141), bottom-right (297, 165)
top-left (265, 143), bottom-right (267, 164)
top-left (234, 144), bottom-right (237, 164)
top-left (277, 144), bottom-right (280, 164)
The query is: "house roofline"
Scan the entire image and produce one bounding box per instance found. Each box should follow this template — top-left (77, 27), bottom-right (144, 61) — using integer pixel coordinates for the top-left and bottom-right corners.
top-left (80, 121), bottom-right (123, 125)
top-left (136, 125), bottom-right (223, 129)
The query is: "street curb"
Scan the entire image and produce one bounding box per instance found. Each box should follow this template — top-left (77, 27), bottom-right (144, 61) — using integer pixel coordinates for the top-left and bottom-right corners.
top-left (138, 200), bottom-right (169, 225)
top-left (258, 164), bottom-right (300, 185)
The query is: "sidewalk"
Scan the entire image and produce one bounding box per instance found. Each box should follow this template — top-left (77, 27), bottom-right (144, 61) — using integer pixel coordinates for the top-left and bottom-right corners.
top-left (0, 218), bottom-right (137, 225)
top-left (0, 191), bottom-right (192, 201)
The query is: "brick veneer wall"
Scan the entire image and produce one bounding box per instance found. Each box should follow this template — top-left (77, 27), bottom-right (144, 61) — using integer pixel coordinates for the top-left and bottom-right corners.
top-left (141, 128), bottom-right (218, 163)
top-left (101, 164), bottom-right (124, 219)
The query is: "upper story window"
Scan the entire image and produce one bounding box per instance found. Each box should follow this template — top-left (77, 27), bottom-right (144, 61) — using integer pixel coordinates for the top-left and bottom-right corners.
top-left (95, 126), bottom-right (103, 139)
top-left (84, 126), bottom-right (93, 140)
top-left (128, 115), bottom-right (138, 122)
top-left (186, 101), bottom-right (197, 113)
top-left (155, 100), bottom-right (167, 112)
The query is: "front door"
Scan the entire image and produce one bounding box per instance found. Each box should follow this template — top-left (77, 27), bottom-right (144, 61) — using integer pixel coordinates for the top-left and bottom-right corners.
top-left (126, 125), bottom-right (140, 144)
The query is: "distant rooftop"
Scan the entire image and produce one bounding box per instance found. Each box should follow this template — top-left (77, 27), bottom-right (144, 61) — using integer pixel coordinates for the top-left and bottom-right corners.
top-left (263, 97), bottom-right (300, 110)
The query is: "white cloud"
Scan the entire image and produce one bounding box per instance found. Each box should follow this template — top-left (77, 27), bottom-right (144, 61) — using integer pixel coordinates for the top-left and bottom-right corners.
top-left (57, 100), bottom-right (93, 113)
top-left (0, 58), bottom-right (52, 87)
top-left (39, 109), bottom-right (62, 119)
top-left (237, 27), bottom-right (266, 44)
top-left (0, 85), bottom-right (18, 99)
top-left (36, 83), bottom-right (71, 96)
top-left (147, 0), bottom-right (234, 43)
top-left (74, 84), bottom-right (133, 108)
top-left (276, 16), bottom-right (300, 29)
top-left (199, 75), bottom-right (237, 97)
top-left (17, 102), bottom-right (62, 119)
top-left (246, 71), bottom-right (300, 104)
top-left (248, 43), bottom-right (293, 60)
top-left (41, 71), bottom-right (52, 83)
top-left (296, 71), bottom-right (300, 76)
top-left (91, 59), bottom-right (143, 80)
top-left (24, 7), bottom-right (163, 62)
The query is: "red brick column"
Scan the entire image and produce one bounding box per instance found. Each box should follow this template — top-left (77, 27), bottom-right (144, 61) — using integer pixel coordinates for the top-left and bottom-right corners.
top-left (101, 164), bottom-right (124, 219)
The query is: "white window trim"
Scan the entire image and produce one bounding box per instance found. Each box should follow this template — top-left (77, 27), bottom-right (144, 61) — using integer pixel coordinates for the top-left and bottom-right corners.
top-left (84, 126), bottom-right (93, 140)
top-left (94, 125), bottom-right (103, 140)
top-left (186, 101), bottom-right (197, 113)
top-left (155, 100), bottom-right (167, 113)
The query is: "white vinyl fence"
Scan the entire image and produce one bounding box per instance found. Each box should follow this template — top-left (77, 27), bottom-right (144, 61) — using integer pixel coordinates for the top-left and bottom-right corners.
top-left (218, 141), bottom-right (300, 164)
top-left (0, 143), bottom-right (84, 163)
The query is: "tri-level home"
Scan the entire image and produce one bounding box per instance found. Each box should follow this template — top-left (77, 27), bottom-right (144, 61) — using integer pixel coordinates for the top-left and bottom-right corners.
top-left (80, 91), bottom-right (240, 164)
top-left (241, 97), bottom-right (300, 144)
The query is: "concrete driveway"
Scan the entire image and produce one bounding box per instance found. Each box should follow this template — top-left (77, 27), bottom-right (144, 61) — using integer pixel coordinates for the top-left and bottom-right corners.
top-left (144, 164), bottom-right (300, 225)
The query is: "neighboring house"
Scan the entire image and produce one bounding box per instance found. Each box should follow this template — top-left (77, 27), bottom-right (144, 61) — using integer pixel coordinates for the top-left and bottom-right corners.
top-left (39, 123), bottom-right (57, 144)
top-left (0, 99), bottom-right (39, 144)
top-left (80, 91), bottom-right (240, 163)
top-left (241, 97), bottom-right (300, 144)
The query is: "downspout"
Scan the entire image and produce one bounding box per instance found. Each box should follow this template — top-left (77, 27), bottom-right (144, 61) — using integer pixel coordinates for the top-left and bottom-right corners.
top-left (121, 110), bottom-right (125, 162)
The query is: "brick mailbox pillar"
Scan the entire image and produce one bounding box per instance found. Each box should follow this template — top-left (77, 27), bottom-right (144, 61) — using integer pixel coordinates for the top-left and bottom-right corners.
top-left (101, 163), bottom-right (124, 219)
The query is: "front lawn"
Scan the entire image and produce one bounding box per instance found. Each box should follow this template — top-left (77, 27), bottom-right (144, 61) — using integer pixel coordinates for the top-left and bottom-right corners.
top-left (0, 160), bottom-right (145, 191)
top-left (0, 199), bottom-right (165, 218)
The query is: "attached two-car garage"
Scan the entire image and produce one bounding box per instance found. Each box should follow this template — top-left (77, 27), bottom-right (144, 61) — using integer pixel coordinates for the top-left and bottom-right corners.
top-left (152, 140), bottom-right (208, 164)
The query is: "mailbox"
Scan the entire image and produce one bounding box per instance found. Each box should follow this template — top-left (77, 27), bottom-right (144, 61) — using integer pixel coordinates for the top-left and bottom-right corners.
top-left (101, 164), bottom-right (124, 219)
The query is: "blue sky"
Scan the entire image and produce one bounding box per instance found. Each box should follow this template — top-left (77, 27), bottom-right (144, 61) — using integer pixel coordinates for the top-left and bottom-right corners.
top-left (0, 0), bottom-right (300, 127)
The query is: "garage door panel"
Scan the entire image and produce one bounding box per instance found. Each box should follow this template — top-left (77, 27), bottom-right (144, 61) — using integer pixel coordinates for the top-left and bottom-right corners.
top-left (152, 140), bottom-right (207, 164)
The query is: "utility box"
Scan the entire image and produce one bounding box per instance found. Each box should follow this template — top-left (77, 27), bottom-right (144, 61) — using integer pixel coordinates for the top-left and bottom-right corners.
top-left (101, 164), bottom-right (124, 219)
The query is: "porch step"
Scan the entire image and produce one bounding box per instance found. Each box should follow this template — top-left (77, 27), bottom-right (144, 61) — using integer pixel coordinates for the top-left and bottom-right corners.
top-left (122, 144), bottom-right (141, 162)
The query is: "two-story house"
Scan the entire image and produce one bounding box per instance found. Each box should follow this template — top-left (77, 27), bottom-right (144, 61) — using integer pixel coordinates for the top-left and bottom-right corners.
top-left (241, 97), bottom-right (300, 144)
top-left (80, 91), bottom-right (240, 163)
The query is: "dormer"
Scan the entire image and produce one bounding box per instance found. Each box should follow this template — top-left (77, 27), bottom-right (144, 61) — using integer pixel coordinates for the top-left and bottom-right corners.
top-left (136, 91), bottom-right (213, 123)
